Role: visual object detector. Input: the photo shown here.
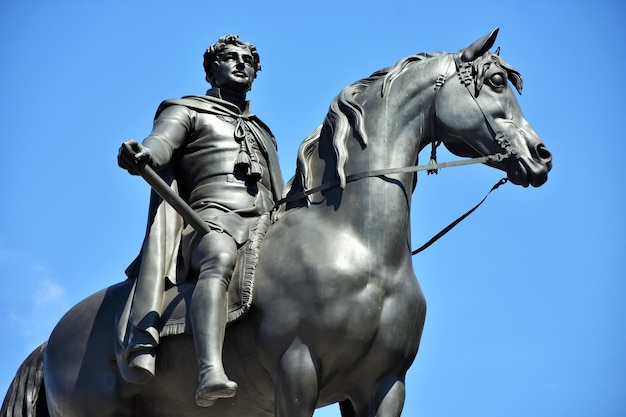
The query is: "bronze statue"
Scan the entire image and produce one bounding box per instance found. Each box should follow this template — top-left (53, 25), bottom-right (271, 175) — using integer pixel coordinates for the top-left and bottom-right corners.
top-left (2, 29), bottom-right (551, 417)
top-left (117, 35), bottom-right (284, 406)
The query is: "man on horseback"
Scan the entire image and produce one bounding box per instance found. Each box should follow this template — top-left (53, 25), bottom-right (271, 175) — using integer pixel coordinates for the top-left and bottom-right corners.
top-left (118, 35), bottom-right (284, 407)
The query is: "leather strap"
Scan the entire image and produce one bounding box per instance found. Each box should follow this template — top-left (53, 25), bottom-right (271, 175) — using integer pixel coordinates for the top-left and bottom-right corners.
top-left (411, 177), bottom-right (508, 255)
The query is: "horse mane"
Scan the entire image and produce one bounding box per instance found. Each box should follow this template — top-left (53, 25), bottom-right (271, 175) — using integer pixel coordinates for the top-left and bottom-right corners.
top-left (287, 53), bottom-right (438, 202)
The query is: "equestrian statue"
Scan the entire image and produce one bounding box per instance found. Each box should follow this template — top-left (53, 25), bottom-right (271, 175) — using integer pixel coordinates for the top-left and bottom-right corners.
top-left (2, 29), bottom-right (552, 417)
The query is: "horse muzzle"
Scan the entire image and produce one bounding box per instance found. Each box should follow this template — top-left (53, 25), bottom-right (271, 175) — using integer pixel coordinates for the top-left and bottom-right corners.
top-left (507, 142), bottom-right (552, 187)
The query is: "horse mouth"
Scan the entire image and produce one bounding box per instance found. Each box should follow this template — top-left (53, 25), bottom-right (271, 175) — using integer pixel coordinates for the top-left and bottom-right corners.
top-left (508, 158), bottom-right (549, 188)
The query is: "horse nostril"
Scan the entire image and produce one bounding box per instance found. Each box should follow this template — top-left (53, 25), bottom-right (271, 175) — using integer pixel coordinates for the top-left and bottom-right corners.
top-left (535, 144), bottom-right (552, 170)
top-left (536, 144), bottom-right (552, 161)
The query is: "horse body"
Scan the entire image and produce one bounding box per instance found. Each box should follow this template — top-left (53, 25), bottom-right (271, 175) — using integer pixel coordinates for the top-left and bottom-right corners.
top-left (44, 281), bottom-right (276, 417)
top-left (3, 29), bottom-right (552, 417)
top-left (254, 195), bottom-right (425, 414)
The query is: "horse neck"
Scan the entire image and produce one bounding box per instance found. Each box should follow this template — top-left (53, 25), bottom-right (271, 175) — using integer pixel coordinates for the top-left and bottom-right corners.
top-left (321, 59), bottom-right (442, 260)
top-left (352, 54), bottom-right (448, 175)
top-left (342, 56), bottom-right (443, 194)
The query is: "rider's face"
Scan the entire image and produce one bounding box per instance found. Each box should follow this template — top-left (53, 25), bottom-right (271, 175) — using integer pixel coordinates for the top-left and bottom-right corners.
top-left (212, 45), bottom-right (256, 93)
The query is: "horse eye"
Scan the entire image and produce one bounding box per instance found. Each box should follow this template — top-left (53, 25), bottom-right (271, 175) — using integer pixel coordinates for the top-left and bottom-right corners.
top-left (489, 73), bottom-right (505, 88)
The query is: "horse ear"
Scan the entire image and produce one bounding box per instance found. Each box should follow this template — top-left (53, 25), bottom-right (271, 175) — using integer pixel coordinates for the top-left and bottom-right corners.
top-left (460, 28), bottom-right (499, 62)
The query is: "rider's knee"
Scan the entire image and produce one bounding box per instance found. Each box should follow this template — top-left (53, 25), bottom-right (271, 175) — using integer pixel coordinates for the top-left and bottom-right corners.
top-left (195, 232), bottom-right (238, 278)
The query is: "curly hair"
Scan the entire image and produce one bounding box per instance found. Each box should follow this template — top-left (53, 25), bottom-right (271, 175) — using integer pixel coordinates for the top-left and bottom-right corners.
top-left (203, 34), bottom-right (261, 86)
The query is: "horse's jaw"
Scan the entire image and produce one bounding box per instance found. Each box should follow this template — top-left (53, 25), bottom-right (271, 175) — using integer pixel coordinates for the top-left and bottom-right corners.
top-left (502, 147), bottom-right (551, 188)
top-left (496, 124), bottom-right (552, 188)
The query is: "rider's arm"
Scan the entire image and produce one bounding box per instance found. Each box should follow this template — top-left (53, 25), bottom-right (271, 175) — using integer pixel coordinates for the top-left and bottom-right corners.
top-left (141, 105), bottom-right (193, 170)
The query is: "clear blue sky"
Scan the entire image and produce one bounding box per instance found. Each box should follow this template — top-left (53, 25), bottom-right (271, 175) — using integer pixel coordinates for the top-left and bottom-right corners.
top-left (1, 1), bottom-right (624, 416)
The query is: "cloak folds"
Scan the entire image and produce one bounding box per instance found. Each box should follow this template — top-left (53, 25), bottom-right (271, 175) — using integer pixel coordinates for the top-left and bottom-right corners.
top-left (116, 94), bottom-right (284, 383)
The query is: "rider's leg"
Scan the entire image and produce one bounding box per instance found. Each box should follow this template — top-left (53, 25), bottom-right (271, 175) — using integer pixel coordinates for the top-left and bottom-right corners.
top-left (189, 231), bottom-right (239, 407)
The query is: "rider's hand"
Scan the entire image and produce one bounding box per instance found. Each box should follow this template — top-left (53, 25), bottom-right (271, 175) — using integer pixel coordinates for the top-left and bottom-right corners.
top-left (118, 139), bottom-right (153, 175)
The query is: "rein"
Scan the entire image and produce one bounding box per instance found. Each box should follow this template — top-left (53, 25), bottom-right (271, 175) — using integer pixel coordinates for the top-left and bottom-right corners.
top-left (274, 152), bottom-right (507, 208)
top-left (275, 154), bottom-right (509, 257)
top-left (411, 176), bottom-right (507, 255)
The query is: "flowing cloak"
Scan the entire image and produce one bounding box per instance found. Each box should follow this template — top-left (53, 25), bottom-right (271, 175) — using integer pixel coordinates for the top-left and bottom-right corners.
top-left (117, 93), bottom-right (284, 368)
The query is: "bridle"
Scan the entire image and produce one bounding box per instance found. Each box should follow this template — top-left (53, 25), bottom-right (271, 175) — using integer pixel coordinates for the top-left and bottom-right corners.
top-left (275, 53), bottom-right (514, 255)
top-left (453, 54), bottom-right (521, 159)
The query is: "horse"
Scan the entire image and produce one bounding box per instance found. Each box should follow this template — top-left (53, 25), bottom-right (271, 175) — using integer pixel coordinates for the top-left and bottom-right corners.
top-left (2, 28), bottom-right (551, 417)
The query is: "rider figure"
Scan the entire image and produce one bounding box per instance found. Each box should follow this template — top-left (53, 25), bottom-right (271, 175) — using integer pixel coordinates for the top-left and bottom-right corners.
top-left (118, 35), bottom-right (284, 407)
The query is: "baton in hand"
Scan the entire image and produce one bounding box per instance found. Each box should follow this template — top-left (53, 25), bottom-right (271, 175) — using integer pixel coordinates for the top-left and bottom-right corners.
top-left (119, 142), bottom-right (211, 236)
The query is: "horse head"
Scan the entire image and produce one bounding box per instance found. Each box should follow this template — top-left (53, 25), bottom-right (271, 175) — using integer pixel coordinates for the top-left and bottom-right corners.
top-left (434, 28), bottom-right (552, 187)
top-left (287, 29), bottom-right (552, 208)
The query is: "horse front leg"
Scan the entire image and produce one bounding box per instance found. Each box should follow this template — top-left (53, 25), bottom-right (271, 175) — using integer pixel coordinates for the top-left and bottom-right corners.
top-left (340, 377), bottom-right (406, 417)
top-left (370, 377), bottom-right (405, 417)
top-left (273, 337), bottom-right (320, 417)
